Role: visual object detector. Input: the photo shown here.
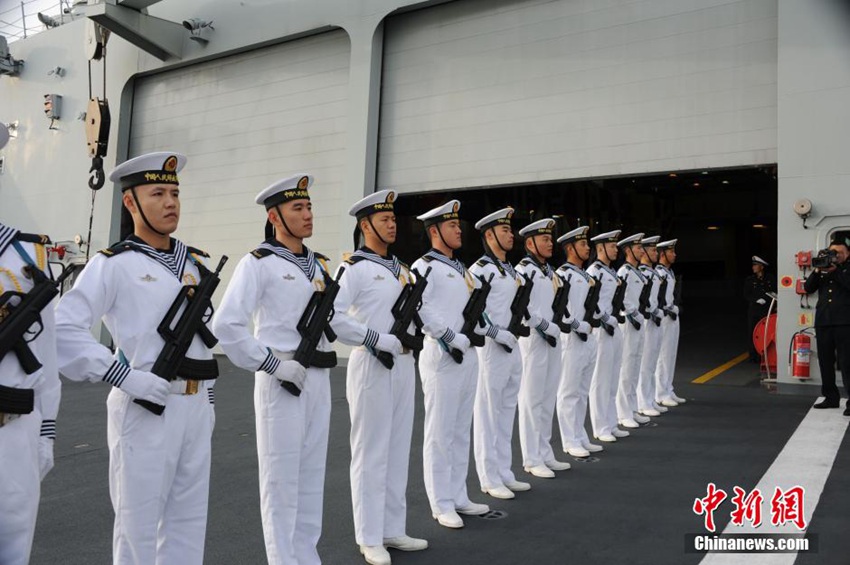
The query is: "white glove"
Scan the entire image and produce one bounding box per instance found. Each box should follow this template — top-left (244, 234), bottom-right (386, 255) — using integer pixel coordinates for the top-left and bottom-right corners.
top-left (38, 437), bottom-right (54, 481)
top-left (541, 321), bottom-right (560, 340)
top-left (120, 370), bottom-right (170, 404)
top-left (631, 311), bottom-right (645, 324)
top-left (494, 329), bottom-right (518, 350)
top-left (528, 315), bottom-right (543, 329)
top-left (375, 333), bottom-right (403, 357)
top-left (274, 360), bottom-right (307, 391)
top-left (756, 298), bottom-right (766, 305)
top-left (573, 321), bottom-right (591, 335)
top-left (670, 305), bottom-right (680, 315)
top-left (448, 333), bottom-right (471, 353)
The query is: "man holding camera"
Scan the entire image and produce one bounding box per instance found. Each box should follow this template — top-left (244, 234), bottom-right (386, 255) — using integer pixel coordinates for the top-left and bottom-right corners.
top-left (804, 238), bottom-right (850, 413)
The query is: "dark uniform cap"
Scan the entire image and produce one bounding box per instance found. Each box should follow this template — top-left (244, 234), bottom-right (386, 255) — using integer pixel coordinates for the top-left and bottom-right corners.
top-left (109, 151), bottom-right (187, 191)
top-left (255, 174), bottom-right (313, 209)
top-left (518, 218), bottom-right (556, 237)
top-left (417, 200), bottom-right (461, 228)
top-left (474, 207), bottom-right (514, 231)
top-left (348, 189), bottom-right (395, 220)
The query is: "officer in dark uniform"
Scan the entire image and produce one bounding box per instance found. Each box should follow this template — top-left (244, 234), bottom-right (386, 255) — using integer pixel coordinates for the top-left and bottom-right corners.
top-left (744, 256), bottom-right (775, 362)
top-left (804, 238), bottom-right (850, 412)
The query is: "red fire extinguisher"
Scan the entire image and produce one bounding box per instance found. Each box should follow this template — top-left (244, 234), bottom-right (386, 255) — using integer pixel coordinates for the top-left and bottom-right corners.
top-left (789, 330), bottom-right (812, 380)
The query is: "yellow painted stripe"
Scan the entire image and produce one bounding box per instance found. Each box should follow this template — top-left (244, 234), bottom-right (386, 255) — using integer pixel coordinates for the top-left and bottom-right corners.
top-left (692, 352), bottom-right (750, 384)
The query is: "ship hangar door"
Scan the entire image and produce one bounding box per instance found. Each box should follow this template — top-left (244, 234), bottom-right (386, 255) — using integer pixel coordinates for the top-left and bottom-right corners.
top-left (378, 0), bottom-right (779, 373)
top-left (126, 30), bottom-right (351, 289)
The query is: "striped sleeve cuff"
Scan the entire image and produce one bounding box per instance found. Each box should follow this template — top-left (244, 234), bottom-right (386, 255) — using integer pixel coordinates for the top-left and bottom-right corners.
top-left (535, 318), bottom-right (550, 332)
top-left (486, 324), bottom-right (500, 339)
top-left (441, 328), bottom-right (456, 344)
top-left (102, 361), bottom-right (131, 388)
top-left (363, 329), bottom-right (380, 349)
top-left (570, 318), bottom-right (580, 331)
top-left (258, 349), bottom-right (280, 375)
top-left (207, 387), bottom-right (215, 405)
top-left (40, 419), bottom-right (56, 439)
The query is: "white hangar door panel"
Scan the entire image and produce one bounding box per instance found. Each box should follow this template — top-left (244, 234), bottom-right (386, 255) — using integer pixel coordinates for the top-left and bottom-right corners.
top-left (379, 0), bottom-right (778, 193)
top-left (128, 30), bottom-right (350, 276)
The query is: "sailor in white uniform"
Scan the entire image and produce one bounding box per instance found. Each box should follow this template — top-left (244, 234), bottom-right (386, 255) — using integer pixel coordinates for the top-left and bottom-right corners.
top-left (56, 152), bottom-right (218, 565)
top-left (615, 233), bottom-right (648, 429)
top-left (655, 239), bottom-right (687, 407)
top-left (329, 190), bottom-right (428, 565)
top-left (516, 219), bottom-right (571, 478)
top-left (636, 236), bottom-right (666, 417)
top-left (212, 174), bottom-right (334, 565)
top-left (0, 219), bottom-right (60, 565)
top-left (554, 226), bottom-right (603, 458)
top-left (469, 208), bottom-right (529, 500)
top-left (412, 200), bottom-right (491, 529)
top-left (587, 230), bottom-right (629, 443)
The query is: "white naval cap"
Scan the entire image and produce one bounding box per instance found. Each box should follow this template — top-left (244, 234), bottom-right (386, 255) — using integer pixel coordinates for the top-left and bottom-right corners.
top-left (641, 235), bottom-right (661, 245)
top-left (255, 174), bottom-right (313, 209)
top-left (0, 122), bottom-right (8, 151)
top-left (617, 232), bottom-right (645, 247)
top-left (657, 239), bottom-right (678, 249)
top-left (557, 225), bottom-right (589, 245)
top-left (752, 255), bottom-right (769, 266)
top-left (475, 207), bottom-right (514, 231)
top-left (349, 189), bottom-right (395, 219)
top-left (518, 218), bottom-right (556, 237)
top-left (417, 200), bottom-right (460, 227)
top-left (109, 151), bottom-right (187, 191)
top-left (590, 229), bottom-right (621, 243)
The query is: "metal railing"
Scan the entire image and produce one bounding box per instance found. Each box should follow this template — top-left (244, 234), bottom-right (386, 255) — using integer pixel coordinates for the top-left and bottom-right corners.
top-left (0, 0), bottom-right (78, 43)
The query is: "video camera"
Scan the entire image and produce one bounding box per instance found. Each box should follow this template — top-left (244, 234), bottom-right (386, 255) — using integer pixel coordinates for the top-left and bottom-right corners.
top-left (812, 248), bottom-right (838, 269)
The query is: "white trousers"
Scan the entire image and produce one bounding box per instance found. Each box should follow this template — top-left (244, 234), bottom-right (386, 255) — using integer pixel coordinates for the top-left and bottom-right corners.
top-left (616, 321), bottom-right (645, 421)
top-left (0, 411), bottom-right (39, 565)
top-left (347, 349), bottom-right (415, 547)
top-left (590, 326), bottom-right (623, 437)
top-left (106, 385), bottom-right (214, 565)
top-left (655, 316), bottom-right (680, 401)
top-left (256, 367), bottom-right (331, 565)
top-left (557, 332), bottom-right (598, 451)
top-left (419, 338), bottom-right (478, 516)
top-left (637, 320), bottom-right (663, 410)
top-left (474, 339), bottom-right (522, 490)
top-left (518, 332), bottom-right (562, 468)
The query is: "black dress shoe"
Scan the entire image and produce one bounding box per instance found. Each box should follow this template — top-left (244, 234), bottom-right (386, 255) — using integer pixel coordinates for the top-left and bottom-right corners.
top-left (814, 400), bottom-right (840, 409)
top-left (843, 406), bottom-right (850, 416)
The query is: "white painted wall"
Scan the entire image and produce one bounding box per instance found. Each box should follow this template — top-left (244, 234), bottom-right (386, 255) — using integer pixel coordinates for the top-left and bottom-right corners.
top-left (775, 0), bottom-right (850, 387)
top-left (129, 30), bottom-right (351, 279)
top-left (379, 0), bottom-right (778, 193)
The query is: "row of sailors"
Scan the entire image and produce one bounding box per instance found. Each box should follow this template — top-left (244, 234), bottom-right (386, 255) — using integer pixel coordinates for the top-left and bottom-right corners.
top-left (0, 151), bottom-right (684, 565)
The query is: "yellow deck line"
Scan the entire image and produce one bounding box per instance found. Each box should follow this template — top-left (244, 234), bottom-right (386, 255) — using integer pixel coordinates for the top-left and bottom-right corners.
top-left (692, 352), bottom-right (749, 384)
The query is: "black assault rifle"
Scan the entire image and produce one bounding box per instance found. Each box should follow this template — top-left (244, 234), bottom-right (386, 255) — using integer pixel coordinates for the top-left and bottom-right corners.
top-left (584, 278), bottom-right (601, 327)
top-left (446, 273), bottom-right (494, 364)
top-left (612, 277), bottom-right (627, 324)
top-left (0, 266), bottom-right (72, 375)
top-left (658, 276), bottom-right (670, 320)
top-left (552, 273), bottom-right (572, 334)
top-left (672, 275), bottom-right (683, 320)
top-left (638, 277), bottom-right (652, 319)
top-left (135, 256), bottom-right (228, 415)
top-left (501, 271), bottom-right (535, 353)
top-left (374, 267), bottom-right (431, 370)
top-left (287, 266), bottom-right (344, 396)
